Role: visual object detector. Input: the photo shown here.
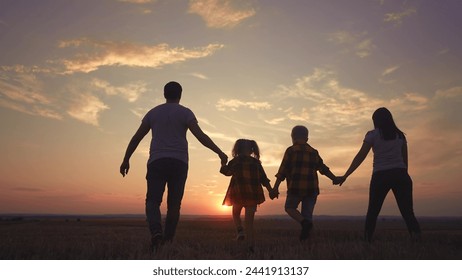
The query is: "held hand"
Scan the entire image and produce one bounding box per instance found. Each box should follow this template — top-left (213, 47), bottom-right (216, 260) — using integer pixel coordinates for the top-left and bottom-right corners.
top-left (269, 188), bottom-right (279, 200)
top-left (332, 176), bottom-right (345, 186)
top-left (219, 152), bottom-right (228, 166)
top-left (339, 176), bottom-right (347, 186)
top-left (120, 161), bottom-right (130, 177)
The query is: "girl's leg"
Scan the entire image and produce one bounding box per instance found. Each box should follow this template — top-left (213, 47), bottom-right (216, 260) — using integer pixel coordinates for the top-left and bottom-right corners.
top-left (365, 171), bottom-right (391, 242)
top-left (391, 170), bottom-right (421, 238)
top-left (244, 206), bottom-right (257, 251)
top-left (232, 205), bottom-right (244, 240)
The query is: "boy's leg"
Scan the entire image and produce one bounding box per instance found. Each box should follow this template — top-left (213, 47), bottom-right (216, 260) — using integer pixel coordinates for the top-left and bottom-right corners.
top-left (300, 194), bottom-right (318, 223)
top-left (286, 194), bottom-right (313, 240)
top-left (284, 194), bottom-right (303, 222)
top-left (299, 194), bottom-right (318, 239)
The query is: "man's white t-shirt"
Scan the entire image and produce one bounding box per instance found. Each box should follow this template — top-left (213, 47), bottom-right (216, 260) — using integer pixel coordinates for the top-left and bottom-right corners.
top-left (142, 103), bottom-right (197, 165)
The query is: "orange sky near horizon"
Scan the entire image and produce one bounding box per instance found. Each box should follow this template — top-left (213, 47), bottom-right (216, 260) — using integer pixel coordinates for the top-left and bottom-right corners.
top-left (1, 0), bottom-right (461, 217)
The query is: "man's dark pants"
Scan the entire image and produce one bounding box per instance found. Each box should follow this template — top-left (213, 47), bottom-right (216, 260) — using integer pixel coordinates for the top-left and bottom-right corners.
top-left (146, 158), bottom-right (188, 241)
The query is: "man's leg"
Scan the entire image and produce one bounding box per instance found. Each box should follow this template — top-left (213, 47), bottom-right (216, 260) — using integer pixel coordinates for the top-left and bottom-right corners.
top-left (163, 159), bottom-right (188, 241)
top-left (145, 160), bottom-right (167, 237)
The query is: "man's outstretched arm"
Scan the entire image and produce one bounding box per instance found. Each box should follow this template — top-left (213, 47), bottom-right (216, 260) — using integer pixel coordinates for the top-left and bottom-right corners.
top-left (188, 121), bottom-right (228, 165)
top-left (120, 121), bottom-right (150, 177)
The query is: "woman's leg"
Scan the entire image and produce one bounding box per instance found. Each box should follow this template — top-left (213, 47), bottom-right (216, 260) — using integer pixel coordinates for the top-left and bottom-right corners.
top-left (365, 171), bottom-right (391, 242)
top-left (391, 169), bottom-right (421, 238)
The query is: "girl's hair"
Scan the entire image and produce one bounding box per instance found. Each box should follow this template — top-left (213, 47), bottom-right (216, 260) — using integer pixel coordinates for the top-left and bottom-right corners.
top-left (232, 139), bottom-right (260, 159)
top-left (372, 107), bottom-right (405, 140)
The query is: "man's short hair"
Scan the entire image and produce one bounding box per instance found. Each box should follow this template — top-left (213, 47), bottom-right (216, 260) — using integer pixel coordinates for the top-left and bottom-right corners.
top-left (291, 125), bottom-right (309, 140)
top-left (164, 81), bottom-right (182, 100)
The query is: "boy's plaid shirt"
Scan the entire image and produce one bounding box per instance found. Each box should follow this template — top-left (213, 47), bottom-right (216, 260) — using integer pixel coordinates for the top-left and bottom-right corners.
top-left (275, 143), bottom-right (330, 196)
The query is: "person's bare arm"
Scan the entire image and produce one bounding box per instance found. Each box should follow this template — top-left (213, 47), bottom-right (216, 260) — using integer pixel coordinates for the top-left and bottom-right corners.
top-left (188, 121), bottom-right (228, 165)
top-left (120, 121), bottom-right (150, 177)
top-left (340, 141), bottom-right (372, 185)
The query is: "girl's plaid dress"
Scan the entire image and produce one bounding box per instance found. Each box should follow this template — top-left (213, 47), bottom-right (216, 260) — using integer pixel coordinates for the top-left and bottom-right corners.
top-left (221, 155), bottom-right (270, 207)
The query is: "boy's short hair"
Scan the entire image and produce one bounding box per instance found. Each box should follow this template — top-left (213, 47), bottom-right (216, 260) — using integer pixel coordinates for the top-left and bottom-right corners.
top-left (164, 81), bottom-right (182, 100)
top-left (291, 125), bottom-right (309, 140)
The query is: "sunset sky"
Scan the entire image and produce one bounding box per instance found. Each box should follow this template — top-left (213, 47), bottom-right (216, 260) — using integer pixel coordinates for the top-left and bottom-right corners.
top-left (1, 0), bottom-right (461, 217)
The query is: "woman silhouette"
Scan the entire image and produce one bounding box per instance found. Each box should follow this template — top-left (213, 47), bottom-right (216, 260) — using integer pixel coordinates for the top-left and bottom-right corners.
top-left (340, 107), bottom-right (421, 242)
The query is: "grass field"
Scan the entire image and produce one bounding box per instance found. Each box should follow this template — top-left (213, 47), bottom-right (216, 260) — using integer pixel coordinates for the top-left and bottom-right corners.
top-left (1, 215), bottom-right (461, 260)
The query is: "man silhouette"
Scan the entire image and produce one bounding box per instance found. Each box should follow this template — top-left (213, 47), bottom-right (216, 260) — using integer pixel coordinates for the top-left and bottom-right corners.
top-left (120, 81), bottom-right (228, 252)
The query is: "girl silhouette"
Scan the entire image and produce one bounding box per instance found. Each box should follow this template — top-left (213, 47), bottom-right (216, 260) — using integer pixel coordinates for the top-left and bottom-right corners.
top-left (220, 139), bottom-right (272, 251)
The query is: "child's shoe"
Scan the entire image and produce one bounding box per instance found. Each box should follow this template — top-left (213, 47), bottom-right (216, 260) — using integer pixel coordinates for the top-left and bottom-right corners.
top-left (299, 220), bottom-right (313, 241)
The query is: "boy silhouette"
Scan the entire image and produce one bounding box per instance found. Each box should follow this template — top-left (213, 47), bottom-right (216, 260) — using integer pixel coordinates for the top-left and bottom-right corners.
top-left (271, 125), bottom-right (340, 240)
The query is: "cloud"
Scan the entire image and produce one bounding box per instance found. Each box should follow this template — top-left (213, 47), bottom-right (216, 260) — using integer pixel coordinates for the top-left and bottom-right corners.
top-left (328, 31), bottom-right (375, 58)
top-left (67, 94), bottom-right (110, 126)
top-left (0, 69), bottom-right (63, 120)
top-left (216, 98), bottom-right (271, 111)
top-left (91, 78), bottom-right (147, 102)
top-left (382, 65), bottom-right (400, 76)
top-left (189, 72), bottom-right (210, 80)
top-left (390, 92), bottom-right (429, 111)
top-left (273, 69), bottom-right (386, 129)
top-left (384, 8), bottom-right (416, 25)
top-left (264, 117), bottom-right (286, 125)
top-left (435, 86), bottom-right (462, 99)
top-left (188, 0), bottom-right (255, 29)
top-left (58, 38), bottom-right (224, 73)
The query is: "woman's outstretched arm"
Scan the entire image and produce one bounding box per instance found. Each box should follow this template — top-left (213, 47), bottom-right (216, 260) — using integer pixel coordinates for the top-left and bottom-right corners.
top-left (340, 141), bottom-right (372, 185)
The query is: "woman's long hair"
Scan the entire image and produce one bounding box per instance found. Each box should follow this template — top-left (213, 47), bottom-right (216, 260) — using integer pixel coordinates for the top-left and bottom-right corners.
top-left (372, 107), bottom-right (405, 140)
top-left (232, 139), bottom-right (260, 160)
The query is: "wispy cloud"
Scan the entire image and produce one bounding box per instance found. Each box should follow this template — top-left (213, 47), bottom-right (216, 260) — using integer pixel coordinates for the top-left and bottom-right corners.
top-left (188, 0), bottom-right (255, 29)
top-left (271, 69), bottom-right (436, 143)
top-left (67, 94), bottom-right (109, 126)
top-left (328, 31), bottom-right (375, 58)
top-left (0, 69), bottom-right (62, 120)
top-left (58, 38), bottom-right (224, 73)
top-left (390, 92), bottom-right (429, 111)
top-left (273, 68), bottom-right (430, 130)
top-left (435, 86), bottom-right (462, 99)
top-left (384, 8), bottom-right (416, 26)
top-left (216, 98), bottom-right (271, 111)
top-left (189, 72), bottom-right (210, 80)
top-left (382, 65), bottom-right (400, 76)
top-left (92, 78), bottom-right (147, 102)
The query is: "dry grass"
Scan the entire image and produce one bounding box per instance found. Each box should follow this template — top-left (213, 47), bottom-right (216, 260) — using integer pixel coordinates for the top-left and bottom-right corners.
top-left (1, 216), bottom-right (461, 260)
